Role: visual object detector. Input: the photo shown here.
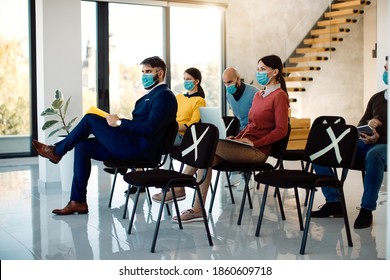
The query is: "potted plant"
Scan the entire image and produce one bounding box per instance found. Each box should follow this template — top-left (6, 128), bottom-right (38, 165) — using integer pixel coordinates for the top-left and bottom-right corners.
top-left (40, 89), bottom-right (77, 191)
top-left (41, 89), bottom-right (77, 137)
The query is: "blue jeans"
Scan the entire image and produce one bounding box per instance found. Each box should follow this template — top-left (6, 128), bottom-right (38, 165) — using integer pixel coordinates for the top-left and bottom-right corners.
top-left (313, 140), bottom-right (387, 211)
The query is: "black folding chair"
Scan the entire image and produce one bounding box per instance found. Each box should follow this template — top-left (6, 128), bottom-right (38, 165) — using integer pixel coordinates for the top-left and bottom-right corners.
top-left (281, 116), bottom-right (346, 206)
top-left (123, 122), bottom-right (219, 253)
top-left (209, 123), bottom-right (292, 227)
top-left (104, 121), bottom-right (178, 218)
top-left (254, 123), bottom-right (358, 254)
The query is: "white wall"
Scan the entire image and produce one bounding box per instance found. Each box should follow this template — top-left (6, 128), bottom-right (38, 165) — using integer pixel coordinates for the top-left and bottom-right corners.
top-left (36, 0), bottom-right (82, 188)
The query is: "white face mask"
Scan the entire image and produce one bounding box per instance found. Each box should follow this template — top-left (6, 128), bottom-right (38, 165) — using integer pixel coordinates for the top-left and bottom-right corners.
top-left (384, 90), bottom-right (388, 101)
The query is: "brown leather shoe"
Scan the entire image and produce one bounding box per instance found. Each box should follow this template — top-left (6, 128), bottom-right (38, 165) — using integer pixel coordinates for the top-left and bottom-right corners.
top-left (32, 139), bottom-right (62, 164)
top-left (52, 201), bottom-right (89, 215)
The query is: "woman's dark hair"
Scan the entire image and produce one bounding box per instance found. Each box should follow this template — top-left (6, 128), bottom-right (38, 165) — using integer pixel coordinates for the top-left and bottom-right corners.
top-left (185, 67), bottom-right (205, 98)
top-left (258, 54), bottom-right (288, 95)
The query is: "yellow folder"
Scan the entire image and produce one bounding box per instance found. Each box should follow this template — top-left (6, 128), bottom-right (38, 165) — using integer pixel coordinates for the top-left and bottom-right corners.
top-left (85, 106), bottom-right (109, 118)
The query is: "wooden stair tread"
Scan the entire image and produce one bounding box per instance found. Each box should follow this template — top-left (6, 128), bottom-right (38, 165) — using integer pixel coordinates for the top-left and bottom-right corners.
top-left (289, 56), bottom-right (328, 63)
top-left (285, 76), bottom-right (313, 82)
top-left (311, 27), bottom-right (350, 36)
top-left (287, 87), bottom-right (306, 92)
top-left (304, 37), bottom-right (343, 45)
top-left (332, 0), bottom-right (371, 10)
top-left (296, 47), bottom-right (336, 54)
top-left (283, 66), bottom-right (321, 73)
top-left (317, 18), bottom-right (357, 27)
top-left (325, 8), bottom-right (364, 18)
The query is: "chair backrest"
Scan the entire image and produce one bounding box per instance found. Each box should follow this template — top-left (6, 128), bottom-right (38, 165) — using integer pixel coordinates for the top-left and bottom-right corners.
top-left (162, 121), bottom-right (179, 155)
top-left (174, 122), bottom-right (219, 170)
top-left (271, 122), bottom-right (291, 160)
top-left (223, 116), bottom-right (240, 137)
top-left (302, 123), bottom-right (358, 169)
top-left (311, 115), bottom-right (346, 127)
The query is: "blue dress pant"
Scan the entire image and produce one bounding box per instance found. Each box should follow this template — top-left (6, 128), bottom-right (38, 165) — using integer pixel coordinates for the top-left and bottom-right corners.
top-left (54, 114), bottom-right (144, 203)
top-left (314, 140), bottom-right (387, 211)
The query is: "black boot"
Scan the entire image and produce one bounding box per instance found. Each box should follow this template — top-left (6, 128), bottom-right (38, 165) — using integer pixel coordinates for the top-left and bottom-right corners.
top-left (311, 201), bottom-right (343, 218)
top-left (354, 208), bottom-right (373, 229)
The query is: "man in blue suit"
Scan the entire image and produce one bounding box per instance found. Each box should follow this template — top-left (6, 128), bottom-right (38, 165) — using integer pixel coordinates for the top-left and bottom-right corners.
top-left (33, 56), bottom-right (178, 215)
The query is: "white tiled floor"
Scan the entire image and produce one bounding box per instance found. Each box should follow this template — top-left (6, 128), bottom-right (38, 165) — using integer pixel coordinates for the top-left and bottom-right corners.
top-left (0, 157), bottom-right (387, 260)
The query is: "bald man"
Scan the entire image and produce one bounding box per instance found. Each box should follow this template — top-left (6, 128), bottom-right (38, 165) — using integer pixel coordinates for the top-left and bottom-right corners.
top-left (222, 67), bottom-right (259, 131)
top-left (222, 67), bottom-right (259, 188)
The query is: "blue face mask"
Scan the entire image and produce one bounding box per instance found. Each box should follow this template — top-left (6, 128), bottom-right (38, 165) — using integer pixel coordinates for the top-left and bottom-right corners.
top-left (142, 73), bottom-right (158, 89)
top-left (226, 83), bottom-right (237, 95)
top-left (383, 71), bottom-right (388, 85)
top-left (184, 80), bottom-right (195, 91)
top-left (256, 71), bottom-right (270, 86)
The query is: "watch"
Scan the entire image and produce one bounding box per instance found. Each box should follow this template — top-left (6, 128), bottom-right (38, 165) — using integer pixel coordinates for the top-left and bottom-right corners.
top-left (116, 119), bottom-right (122, 127)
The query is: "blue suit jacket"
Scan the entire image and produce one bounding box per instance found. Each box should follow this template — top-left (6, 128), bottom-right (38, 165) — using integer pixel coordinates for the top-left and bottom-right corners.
top-left (118, 83), bottom-right (178, 160)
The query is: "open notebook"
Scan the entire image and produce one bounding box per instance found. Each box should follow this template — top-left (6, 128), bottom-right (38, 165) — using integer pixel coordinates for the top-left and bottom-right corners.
top-left (199, 107), bottom-right (252, 146)
top-left (85, 106), bottom-right (109, 118)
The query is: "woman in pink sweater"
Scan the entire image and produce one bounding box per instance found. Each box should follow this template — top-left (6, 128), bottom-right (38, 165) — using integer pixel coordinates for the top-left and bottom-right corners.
top-left (156, 55), bottom-right (290, 223)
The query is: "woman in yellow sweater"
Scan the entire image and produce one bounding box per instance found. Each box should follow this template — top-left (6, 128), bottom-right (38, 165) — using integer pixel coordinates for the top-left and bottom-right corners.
top-left (152, 67), bottom-right (206, 202)
top-left (174, 67), bottom-right (206, 146)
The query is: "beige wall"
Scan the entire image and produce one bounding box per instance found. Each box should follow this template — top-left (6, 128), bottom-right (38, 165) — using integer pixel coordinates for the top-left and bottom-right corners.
top-left (224, 0), bottom-right (376, 126)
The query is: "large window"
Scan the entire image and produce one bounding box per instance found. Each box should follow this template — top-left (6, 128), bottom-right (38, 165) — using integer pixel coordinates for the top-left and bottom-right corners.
top-left (81, 1), bottom-right (98, 114)
top-left (108, 3), bottom-right (164, 117)
top-left (81, 1), bottom-right (225, 118)
top-left (170, 5), bottom-right (223, 107)
top-left (0, 0), bottom-right (31, 156)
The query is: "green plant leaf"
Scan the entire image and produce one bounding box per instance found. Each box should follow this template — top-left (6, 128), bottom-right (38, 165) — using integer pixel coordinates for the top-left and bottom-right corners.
top-left (40, 108), bottom-right (57, 116)
top-left (63, 96), bottom-right (71, 119)
top-left (48, 127), bottom-right (63, 137)
top-left (52, 98), bottom-right (63, 109)
top-left (55, 89), bottom-right (63, 100)
top-left (42, 120), bottom-right (59, 130)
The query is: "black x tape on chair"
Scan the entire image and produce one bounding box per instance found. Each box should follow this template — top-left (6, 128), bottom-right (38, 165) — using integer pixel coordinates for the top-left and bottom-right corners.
top-left (254, 123), bottom-right (358, 254)
top-left (280, 116), bottom-right (346, 206)
top-left (209, 123), bottom-right (291, 227)
top-left (123, 122), bottom-right (219, 253)
top-left (104, 121), bottom-right (178, 218)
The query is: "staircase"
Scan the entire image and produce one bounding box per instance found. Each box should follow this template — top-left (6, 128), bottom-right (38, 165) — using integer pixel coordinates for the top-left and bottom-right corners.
top-left (284, 0), bottom-right (372, 94)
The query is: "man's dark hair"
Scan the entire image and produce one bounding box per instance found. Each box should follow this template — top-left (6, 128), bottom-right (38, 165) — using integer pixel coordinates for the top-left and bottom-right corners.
top-left (140, 56), bottom-right (167, 76)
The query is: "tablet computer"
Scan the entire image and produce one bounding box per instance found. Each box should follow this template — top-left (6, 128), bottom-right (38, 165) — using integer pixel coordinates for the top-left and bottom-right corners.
top-left (357, 125), bottom-right (374, 136)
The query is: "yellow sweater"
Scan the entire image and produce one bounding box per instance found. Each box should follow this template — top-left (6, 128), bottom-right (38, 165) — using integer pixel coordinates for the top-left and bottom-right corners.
top-left (176, 93), bottom-right (206, 134)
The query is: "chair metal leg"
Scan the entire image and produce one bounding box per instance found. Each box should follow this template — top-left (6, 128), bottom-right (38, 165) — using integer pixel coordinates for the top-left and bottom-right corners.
top-left (245, 173), bottom-right (253, 209)
top-left (274, 188), bottom-right (286, 220)
top-left (293, 187), bottom-right (304, 230)
top-left (108, 169), bottom-right (119, 208)
top-left (227, 172), bottom-right (235, 204)
top-left (127, 187), bottom-right (141, 234)
top-left (195, 186), bottom-right (213, 247)
top-left (303, 189), bottom-right (310, 207)
top-left (122, 184), bottom-right (132, 219)
top-left (208, 171), bottom-right (221, 213)
top-left (300, 187), bottom-right (316, 255)
top-left (237, 173), bottom-right (252, 225)
top-left (255, 184), bottom-right (269, 236)
top-left (150, 188), bottom-right (169, 253)
top-left (339, 188), bottom-right (353, 247)
top-left (145, 187), bottom-right (152, 205)
top-left (171, 188), bottom-right (183, 230)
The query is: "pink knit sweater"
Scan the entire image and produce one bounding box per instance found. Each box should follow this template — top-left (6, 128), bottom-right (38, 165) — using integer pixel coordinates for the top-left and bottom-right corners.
top-left (236, 88), bottom-right (289, 155)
